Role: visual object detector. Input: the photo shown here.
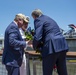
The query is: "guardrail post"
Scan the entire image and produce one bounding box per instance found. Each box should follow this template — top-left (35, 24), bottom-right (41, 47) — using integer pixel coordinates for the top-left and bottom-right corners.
top-left (25, 52), bottom-right (30, 75)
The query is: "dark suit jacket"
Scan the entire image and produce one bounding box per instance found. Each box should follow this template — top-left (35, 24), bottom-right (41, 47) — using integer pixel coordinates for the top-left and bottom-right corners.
top-left (2, 22), bottom-right (26, 67)
top-left (33, 15), bottom-right (69, 57)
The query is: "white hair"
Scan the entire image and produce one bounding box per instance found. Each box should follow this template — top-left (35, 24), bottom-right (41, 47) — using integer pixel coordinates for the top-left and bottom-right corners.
top-left (31, 9), bottom-right (43, 17)
top-left (14, 13), bottom-right (25, 21)
top-left (14, 13), bottom-right (30, 23)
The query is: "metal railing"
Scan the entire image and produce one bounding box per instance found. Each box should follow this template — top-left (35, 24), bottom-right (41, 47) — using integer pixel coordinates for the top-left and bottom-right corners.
top-left (0, 54), bottom-right (76, 75)
top-left (0, 56), bottom-right (7, 75)
top-left (32, 60), bottom-right (76, 75)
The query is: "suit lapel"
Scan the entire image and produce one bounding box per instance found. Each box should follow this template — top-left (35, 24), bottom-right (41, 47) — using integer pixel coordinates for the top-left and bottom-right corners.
top-left (12, 22), bottom-right (23, 40)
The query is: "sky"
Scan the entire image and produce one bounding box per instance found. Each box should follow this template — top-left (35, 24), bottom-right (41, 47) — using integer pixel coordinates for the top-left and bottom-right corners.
top-left (0, 0), bottom-right (76, 36)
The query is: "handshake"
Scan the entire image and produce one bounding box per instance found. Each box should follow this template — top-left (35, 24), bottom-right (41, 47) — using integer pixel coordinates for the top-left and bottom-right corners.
top-left (24, 27), bottom-right (43, 53)
top-left (24, 27), bottom-right (34, 48)
top-left (26, 40), bottom-right (33, 48)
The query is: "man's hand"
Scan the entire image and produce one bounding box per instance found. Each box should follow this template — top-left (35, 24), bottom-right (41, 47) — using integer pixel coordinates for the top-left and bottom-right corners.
top-left (26, 40), bottom-right (33, 48)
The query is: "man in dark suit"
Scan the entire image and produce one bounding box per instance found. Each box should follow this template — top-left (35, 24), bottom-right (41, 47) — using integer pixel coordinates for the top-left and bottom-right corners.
top-left (2, 13), bottom-right (29, 75)
top-left (31, 9), bottom-right (69, 75)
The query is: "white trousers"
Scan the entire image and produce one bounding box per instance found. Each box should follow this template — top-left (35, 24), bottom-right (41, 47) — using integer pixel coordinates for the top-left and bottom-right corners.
top-left (20, 53), bottom-right (27, 75)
